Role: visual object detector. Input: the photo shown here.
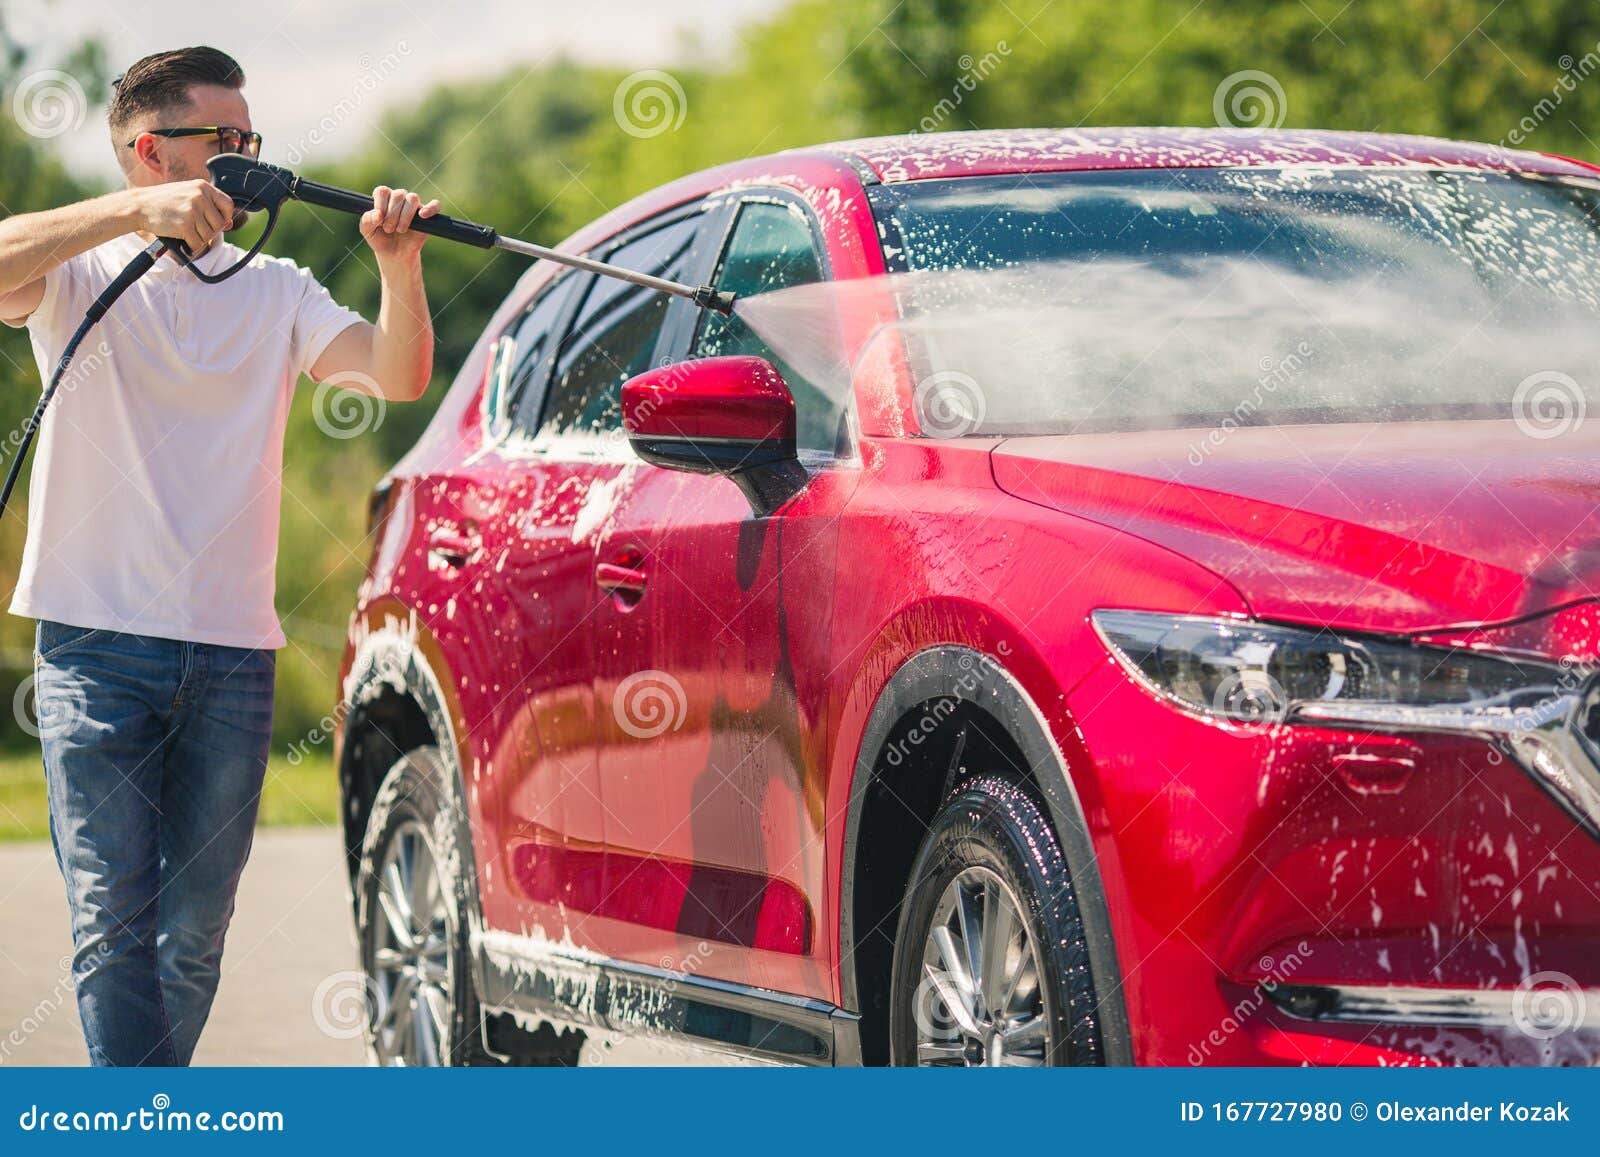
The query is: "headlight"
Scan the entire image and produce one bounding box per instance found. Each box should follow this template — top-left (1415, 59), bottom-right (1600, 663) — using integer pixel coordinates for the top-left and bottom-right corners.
top-left (1092, 609), bottom-right (1600, 840)
top-left (1091, 609), bottom-right (1575, 731)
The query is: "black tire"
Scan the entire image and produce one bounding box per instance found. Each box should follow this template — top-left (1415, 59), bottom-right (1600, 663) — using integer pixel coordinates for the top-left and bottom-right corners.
top-left (889, 774), bottom-right (1104, 1066)
top-left (355, 746), bottom-right (497, 1066)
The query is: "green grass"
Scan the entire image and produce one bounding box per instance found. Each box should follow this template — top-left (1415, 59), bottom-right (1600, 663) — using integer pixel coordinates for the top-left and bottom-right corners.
top-left (0, 750), bottom-right (338, 842)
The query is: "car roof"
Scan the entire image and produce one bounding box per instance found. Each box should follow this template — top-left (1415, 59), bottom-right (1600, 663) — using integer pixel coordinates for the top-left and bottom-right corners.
top-left (807, 127), bottom-right (1600, 184)
top-left (567, 127), bottom-right (1599, 253)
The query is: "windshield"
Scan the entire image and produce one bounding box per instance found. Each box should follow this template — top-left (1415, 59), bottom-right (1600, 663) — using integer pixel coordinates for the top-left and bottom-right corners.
top-left (862, 167), bottom-right (1600, 436)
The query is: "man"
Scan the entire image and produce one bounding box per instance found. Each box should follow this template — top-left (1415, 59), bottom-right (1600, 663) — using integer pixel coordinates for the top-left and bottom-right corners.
top-left (0, 46), bottom-right (438, 1066)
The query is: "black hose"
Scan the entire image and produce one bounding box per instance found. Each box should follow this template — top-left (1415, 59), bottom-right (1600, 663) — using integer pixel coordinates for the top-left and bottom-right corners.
top-left (0, 238), bottom-right (168, 524)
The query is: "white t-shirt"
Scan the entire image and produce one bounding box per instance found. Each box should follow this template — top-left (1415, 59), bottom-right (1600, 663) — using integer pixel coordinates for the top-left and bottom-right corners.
top-left (8, 231), bottom-right (364, 649)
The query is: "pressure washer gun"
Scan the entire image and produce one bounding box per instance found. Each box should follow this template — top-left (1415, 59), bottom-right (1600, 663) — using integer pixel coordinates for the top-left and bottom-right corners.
top-left (0, 154), bottom-right (736, 523)
top-left (191, 154), bottom-right (735, 312)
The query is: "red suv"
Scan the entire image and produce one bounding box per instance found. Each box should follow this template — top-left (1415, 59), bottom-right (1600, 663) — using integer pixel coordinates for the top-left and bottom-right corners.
top-left (335, 128), bottom-right (1600, 1067)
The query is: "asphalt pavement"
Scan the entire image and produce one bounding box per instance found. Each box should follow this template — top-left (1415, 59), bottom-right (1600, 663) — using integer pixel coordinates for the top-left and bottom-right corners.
top-left (0, 827), bottom-right (366, 1066)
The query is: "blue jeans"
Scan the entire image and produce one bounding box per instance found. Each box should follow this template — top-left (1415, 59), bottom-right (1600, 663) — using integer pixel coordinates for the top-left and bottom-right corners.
top-left (33, 620), bottom-right (275, 1067)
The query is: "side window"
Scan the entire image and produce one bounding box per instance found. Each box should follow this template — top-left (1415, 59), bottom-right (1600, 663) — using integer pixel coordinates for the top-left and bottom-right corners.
top-left (536, 215), bottom-right (699, 442)
top-left (494, 274), bottom-right (580, 437)
top-left (693, 201), bottom-right (836, 454)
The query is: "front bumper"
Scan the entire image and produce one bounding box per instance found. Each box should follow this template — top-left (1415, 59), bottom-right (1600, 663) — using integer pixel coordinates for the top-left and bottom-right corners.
top-left (1067, 657), bottom-right (1600, 1066)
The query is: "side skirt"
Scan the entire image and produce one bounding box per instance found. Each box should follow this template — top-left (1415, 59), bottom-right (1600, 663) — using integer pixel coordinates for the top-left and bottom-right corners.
top-left (476, 930), bottom-right (862, 1067)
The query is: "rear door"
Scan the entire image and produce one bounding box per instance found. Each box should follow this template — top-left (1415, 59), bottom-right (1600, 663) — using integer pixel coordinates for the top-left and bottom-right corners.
top-left (590, 194), bottom-right (857, 999)
top-left (464, 267), bottom-right (601, 934)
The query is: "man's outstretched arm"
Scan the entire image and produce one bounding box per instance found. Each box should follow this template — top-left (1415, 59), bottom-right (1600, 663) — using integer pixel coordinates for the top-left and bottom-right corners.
top-left (0, 181), bottom-right (235, 325)
top-left (310, 185), bottom-right (439, 403)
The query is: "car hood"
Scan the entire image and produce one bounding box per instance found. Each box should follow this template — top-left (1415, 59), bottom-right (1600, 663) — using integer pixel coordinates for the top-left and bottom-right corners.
top-left (992, 420), bottom-right (1600, 634)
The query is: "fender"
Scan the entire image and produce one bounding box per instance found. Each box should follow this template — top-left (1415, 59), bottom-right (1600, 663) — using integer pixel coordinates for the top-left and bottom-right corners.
top-left (338, 608), bottom-right (492, 1003)
top-left (838, 644), bottom-right (1136, 1066)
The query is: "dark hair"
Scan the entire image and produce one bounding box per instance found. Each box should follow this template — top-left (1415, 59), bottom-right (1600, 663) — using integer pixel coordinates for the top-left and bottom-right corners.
top-left (108, 46), bottom-right (244, 136)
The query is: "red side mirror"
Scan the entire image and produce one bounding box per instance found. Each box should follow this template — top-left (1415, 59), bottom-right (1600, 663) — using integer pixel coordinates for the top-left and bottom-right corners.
top-left (622, 356), bottom-right (807, 515)
top-left (623, 355), bottom-right (795, 443)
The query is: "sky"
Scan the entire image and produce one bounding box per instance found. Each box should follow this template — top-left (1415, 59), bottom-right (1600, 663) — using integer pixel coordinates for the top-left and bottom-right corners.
top-left (7, 0), bottom-right (789, 183)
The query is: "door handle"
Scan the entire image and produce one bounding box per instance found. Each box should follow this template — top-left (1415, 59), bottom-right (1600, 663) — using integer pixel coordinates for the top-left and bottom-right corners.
top-left (595, 561), bottom-right (648, 595)
top-left (428, 527), bottom-right (479, 569)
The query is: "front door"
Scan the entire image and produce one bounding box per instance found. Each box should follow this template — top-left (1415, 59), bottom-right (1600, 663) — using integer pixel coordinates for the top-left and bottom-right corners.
top-left (591, 196), bottom-right (855, 1000)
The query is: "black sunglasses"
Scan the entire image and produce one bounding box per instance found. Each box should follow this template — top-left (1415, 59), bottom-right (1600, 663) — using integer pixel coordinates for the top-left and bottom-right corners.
top-left (125, 126), bottom-right (262, 158)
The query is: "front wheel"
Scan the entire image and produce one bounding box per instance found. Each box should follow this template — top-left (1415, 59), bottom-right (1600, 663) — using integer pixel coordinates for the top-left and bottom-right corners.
top-left (889, 774), bottom-right (1104, 1066)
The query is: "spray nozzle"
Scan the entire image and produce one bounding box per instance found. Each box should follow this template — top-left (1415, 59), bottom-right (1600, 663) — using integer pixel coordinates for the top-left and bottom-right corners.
top-left (693, 286), bottom-right (738, 315)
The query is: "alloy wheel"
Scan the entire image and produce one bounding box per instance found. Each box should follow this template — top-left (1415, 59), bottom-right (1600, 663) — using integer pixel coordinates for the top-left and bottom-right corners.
top-left (915, 865), bottom-right (1049, 1066)
top-left (368, 818), bottom-right (455, 1065)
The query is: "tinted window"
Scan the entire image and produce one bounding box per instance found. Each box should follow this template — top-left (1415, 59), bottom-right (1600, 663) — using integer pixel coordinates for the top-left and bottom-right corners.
top-left (537, 215), bottom-right (698, 440)
top-left (503, 274), bottom-right (581, 435)
top-left (693, 201), bottom-right (836, 454)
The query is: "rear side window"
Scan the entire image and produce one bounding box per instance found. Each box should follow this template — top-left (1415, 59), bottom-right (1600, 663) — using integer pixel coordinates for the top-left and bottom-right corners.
top-left (536, 215), bottom-right (699, 441)
top-left (497, 274), bottom-right (581, 437)
top-left (693, 201), bottom-right (835, 453)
